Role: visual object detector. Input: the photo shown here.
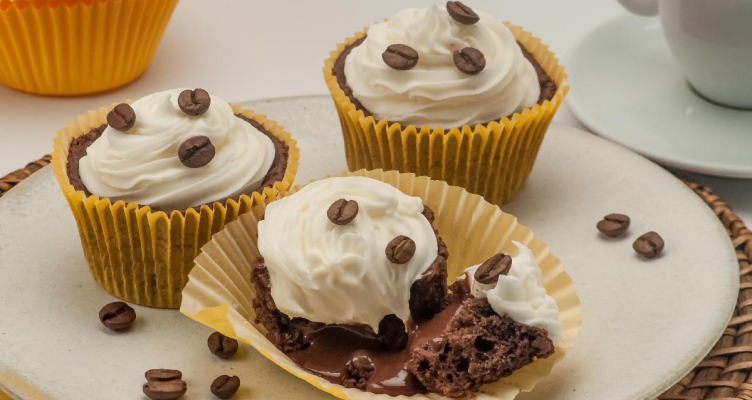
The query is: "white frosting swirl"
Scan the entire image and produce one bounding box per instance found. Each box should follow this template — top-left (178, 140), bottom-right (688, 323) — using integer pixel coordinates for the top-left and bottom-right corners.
top-left (343, 5), bottom-right (541, 128)
top-left (464, 242), bottom-right (562, 345)
top-left (78, 89), bottom-right (276, 211)
top-left (258, 177), bottom-right (439, 332)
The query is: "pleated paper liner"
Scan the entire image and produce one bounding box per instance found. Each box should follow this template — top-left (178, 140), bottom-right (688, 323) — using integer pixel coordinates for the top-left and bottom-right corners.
top-left (323, 24), bottom-right (568, 208)
top-left (51, 103), bottom-right (300, 309)
top-left (181, 169), bottom-right (582, 400)
top-left (0, 0), bottom-right (179, 95)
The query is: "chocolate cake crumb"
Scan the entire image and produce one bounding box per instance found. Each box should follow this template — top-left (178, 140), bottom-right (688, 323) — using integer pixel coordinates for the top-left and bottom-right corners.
top-left (342, 353), bottom-right (375, 390)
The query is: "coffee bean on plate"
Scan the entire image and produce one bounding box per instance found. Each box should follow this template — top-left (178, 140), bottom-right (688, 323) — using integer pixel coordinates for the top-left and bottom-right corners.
top-left (107, 103), bottom-right (136, 131)
top-left (98, 301), bottom-right (136, 331)
top-left (633, 231), bottom-right (664, 259)
top-left (210, 375), bottom-right (241, 399)
top-left (207, 331), bottom-right (239, 359)
top-left (596, 213), bottom-right (631, 237)
top-left (178, 88), bottom-right (211, 116)
top-left (145, 369), bottom-right (182, 382)
top-left (474, 253), bottom-right (512, 284)
top-left (143, 379), bottom-right (187, 400)
top-left (382, 44), bottom-right (419, 70)
top-left (453, 47), bottom-right (486, 75)
top-left (378, 314), bottom-right (408, 352)
top-left (446, 1), bottom-right (480, 24)
top-left (178, 136), bottom-right (215, 168)
top-left (327, 199), bottom-right (359, 225)
top-left (385, 235), bottom-right (416, 264)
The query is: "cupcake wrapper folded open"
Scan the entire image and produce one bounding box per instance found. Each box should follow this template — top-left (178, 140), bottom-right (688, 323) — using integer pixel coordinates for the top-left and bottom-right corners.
top-left (181, 169), bottom-right (581, 400)
top-left (51, 103), bottom-right (299, 309)
top-left (323, 24), bottom-right (568, 207)
top-left (0, 0), bottom-right (179, 95)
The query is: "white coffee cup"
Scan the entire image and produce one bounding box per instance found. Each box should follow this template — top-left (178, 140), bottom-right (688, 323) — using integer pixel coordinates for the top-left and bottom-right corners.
top-left (617, 0), bottom-right (752, 109)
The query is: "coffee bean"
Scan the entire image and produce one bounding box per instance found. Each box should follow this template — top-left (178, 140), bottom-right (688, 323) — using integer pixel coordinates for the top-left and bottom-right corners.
top-left (98, 301), bottom-right (136, 331)
top-left (178, 88), bottom-right (211, 116)
top-left (474, 253), bottom-right (512, 284)
top-left (385, 235), bottom-right (416, 264)
top-left (597, 213), bottom-right (631, 237)
top-left (143, 379), bottom-right (187, 400)
top-left (327, 199), bottom-right (359, 225)
top-left (382, 44), bottom-right (419, 71)
top-left (633, 231), bottom-right (665, 259)
top-left (145, 369), bottom-right (182, 382)
top-left (107, 103), bottom-right (136, 131)
top-left (210, 375), bottom-right (240, 399)
top-left (378, 314), bottom-right (408, 351)
top-left (178, 136), bottom-right (215, 168)
top-left (453, 47), bottom-right (486, 75)
top-left (207, 331), bottom-right (239, 359)
top-left (446, 1), bottom-right (480, 25)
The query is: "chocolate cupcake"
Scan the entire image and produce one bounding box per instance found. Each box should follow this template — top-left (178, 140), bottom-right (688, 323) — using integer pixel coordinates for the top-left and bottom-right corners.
top-left (51, 88), bottom-right (300, 308)
top-left (324, 2), bottom-right (569, 207)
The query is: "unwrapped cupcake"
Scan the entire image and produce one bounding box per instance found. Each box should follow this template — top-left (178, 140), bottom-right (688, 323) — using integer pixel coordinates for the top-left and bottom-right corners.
top-left (324, 2), bottom-right (568, 206)
top-left (52, 88), bottom-right (299, 308)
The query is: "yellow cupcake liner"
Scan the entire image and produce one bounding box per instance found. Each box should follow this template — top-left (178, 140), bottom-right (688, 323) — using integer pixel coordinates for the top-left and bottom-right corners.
top-left (323, 24), bottom-right (568, 207)
top-left (181, 169), bottom-right (582, 400)
top-left (51, 103), bottom-right (300, 309)
top-left (0, 0), bottom-right (179, 95)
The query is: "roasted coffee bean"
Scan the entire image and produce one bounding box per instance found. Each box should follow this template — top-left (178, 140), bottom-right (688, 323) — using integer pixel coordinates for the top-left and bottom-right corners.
top-left (107, 103), bottom-right (136, 131)
top-left (98, 301), bottom-right (136, 331)
top-left (178, 136), bottom-right (215, 168)
top-left (385, 235), bottom-right (416, 264)
top-left (178, 88), bottom-right (211, 116)
top-left (453, 47), bottom-right (486, 75)
top-left (143, 379), bottom-right (187, 400)
top-left (378, 314), bottom-right (408, 351)
top-left (474, 253), bottom-right (512, 284)
top-left (210, 375), bottom-right (241, 399)
top-left (382, 44), bottom-right (419, 70)
top-left (145, 369), bottom-right (182, 382)
top-left (327, 199), bottom-right (359, 225)
top-left (633, 231), bottom-right (665, 259)
top-left (446, 1), bottom-right (480, 24)
top-left (207, 331), bottom-right (239, 359)
top-left (597, 213), bottom-right (631, 237)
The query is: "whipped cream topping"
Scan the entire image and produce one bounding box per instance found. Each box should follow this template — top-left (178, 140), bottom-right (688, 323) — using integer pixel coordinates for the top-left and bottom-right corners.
top-left (78, 89), bottom-right (275, 210)
top-left (343, 5), bottom-right (541, 128)
top-left (257, 177), bottom-right (439, 332)
top-left (464, 242), bottom-right (562, 345)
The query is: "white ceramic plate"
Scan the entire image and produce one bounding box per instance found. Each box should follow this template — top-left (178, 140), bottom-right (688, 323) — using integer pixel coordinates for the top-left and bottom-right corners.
top-left (0, 96), bottom-right (738, 400)
top-left (566, 14), bottom-right (752, 178)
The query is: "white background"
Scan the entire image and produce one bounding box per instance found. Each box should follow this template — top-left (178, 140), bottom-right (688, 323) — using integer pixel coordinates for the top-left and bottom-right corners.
top-left (1, 0), bottom-right (749, 221)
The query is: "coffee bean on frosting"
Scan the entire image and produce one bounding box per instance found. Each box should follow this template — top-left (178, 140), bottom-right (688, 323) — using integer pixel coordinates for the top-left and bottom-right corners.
top-left (207, 331), bottom-right (239, 359)
top-left (99, 301), bottom-right (136, 331)
top-left (446, 1), bottom-right (480, 25)
top-left (474, 253), bottom-right (512, 284)
top-left (178, 136), bottom-right (215, 168)
top-left (385, 235), bottom-right (416, 264)
top-left (453, 47), bottom-right (486, 75)
top-left (382, 44), bottom-right (419, 70)
top-left (597, 213), bottom-right (631, 237)
top-left (107, 103), bottom-right (136, 131)
top-left (327, 199), bottom-right (359, 225)
top-left (633, 231), bottom-right (664, 259)
top-left (178, 88), bottom-right (211, 116)
top-left (145, 369), bottom-right (182, 383)
top-left (143, 379), bottom-right (187, 400)
top-left (210, 375), bottom-right (240, 399)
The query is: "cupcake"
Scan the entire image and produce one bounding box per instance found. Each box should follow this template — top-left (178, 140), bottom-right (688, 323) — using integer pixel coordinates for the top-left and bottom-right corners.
top-left (181, 173), bottom-right (578, 399)
top-left (51, 88), bottom-right (299, 308)
top-left (324, 2), bottom-right (568, 206)
top-left (0, 0), bottom-right (179, 95)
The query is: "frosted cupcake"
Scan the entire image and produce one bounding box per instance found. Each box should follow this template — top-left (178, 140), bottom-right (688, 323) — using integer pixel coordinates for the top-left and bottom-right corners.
top-left (52, 88), bottom-right (299, 308)
top-left (324, 2), bottom-right (568, 206)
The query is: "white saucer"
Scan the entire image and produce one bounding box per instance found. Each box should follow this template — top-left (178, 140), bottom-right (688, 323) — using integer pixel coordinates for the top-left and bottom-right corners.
top-left (0, 96), bottom-right (738, 400)
top-left (566, 14), bottom-right (752, 178)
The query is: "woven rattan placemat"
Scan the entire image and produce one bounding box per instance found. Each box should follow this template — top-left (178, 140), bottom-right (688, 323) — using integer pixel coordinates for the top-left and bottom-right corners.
top-left (1, 156), bottom-right (748, 400)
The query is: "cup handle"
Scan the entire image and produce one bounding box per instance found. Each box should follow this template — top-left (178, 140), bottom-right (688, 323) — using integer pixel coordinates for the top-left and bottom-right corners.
top-left (615, 0), bottom-right (658, 16)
